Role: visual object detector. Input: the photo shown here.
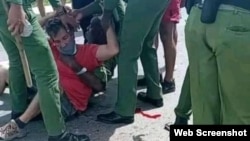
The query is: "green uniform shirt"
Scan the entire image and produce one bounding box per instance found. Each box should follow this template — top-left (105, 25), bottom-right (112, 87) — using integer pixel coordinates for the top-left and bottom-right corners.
top-left (89, 0), bottom-right (125, 23)
top-left (104, 0), bottom-right (127, 11)
top-left (6, 0), bottom-right (61, 8)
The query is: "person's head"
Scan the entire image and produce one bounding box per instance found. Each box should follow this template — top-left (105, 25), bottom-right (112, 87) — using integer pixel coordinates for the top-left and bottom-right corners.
top-left (86, 16), bottom-right (107, 45)
top-left (45, 18), bottom-right (77, 55)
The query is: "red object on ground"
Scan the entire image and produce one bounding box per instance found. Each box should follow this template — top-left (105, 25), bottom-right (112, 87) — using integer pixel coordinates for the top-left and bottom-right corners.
top-left (135, 108), bottom-right (161, 119)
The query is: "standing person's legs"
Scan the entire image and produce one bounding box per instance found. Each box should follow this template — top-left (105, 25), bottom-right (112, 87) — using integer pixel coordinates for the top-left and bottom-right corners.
top-left (209, 7), bottom-right (250, 124)
top-left (116, 0), bottom-right (169, 116)
top-left (160, 0), bottom-right (181, 94)
top-left (0, 28), bottom-right (29, 118)
top-left (164, 67), bottom-right (191, 130)
top-left (37, 0), bottom-right (46, 17)
top-left (0, 7), bottom-right (65, 136)
top-left (173, 67), bottom-right (191, 124)
top-left (97, 0), bottom-right (170, 124)
top-left (137, 6), bottom-right (168, 106)
top-left (185, 7), bottom-right (220, 124)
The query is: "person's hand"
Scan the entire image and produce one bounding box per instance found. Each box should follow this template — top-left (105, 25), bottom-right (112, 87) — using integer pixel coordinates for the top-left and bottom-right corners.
top-left (71, 9), bottom-right (83, 24)
top-left (101, 10), bottom-right (113, 32)
top-left (56, 6), bottom-right (78, 31)
top-left (7, 4), bottom-right (26, 36)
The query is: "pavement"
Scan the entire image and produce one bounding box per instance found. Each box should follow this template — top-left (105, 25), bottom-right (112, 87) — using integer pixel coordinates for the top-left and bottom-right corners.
top-left (0, 4), bottom-right (189, 141)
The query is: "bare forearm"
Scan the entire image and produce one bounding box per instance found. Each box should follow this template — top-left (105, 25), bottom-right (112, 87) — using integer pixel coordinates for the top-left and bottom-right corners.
top-left (68, 62), bottom-right (104, 92)
top-left (106, 26), bottom-right (119, 54)
top-left (78, 72), bottom-right (104, 92)
top-left (96, 26), bottom-right (119, 61)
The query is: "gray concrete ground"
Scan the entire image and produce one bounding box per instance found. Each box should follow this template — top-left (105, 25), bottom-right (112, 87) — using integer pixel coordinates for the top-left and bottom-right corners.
top-left (0, 6), bottom-right (189, 141)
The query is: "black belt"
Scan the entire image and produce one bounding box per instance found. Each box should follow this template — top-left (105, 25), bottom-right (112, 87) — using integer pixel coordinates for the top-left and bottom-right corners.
top-left (197, 0), bottom-right (250, 11)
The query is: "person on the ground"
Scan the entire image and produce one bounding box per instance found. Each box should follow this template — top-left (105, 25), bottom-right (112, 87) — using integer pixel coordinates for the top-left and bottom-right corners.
top-left (0, 16), bottom-right (118, 140)
top-left (0, 0), bottom-right (87, 140)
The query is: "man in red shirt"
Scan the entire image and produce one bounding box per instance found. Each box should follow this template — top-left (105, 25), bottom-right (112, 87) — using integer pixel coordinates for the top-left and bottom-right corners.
top-left (0, 17), bottom-right (118, 140)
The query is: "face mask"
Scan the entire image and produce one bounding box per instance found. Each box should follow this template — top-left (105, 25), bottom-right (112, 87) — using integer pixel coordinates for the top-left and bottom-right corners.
top-left (58, 38), bottom-right (77, 56)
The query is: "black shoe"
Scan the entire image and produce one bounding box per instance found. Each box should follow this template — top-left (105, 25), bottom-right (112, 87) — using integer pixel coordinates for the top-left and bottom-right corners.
top-left (137, 92), bottom-right (163, 107)
top-left (48, 132), bottom-right (90, 141)
top-left (137, 77), bottom-right (147, 87)
top-left (97, 111), bottom-right (134, 124)
top-left (174, 116), bottom-right (188, 125)
top-left (164, 117), bottom-right (188, 131)
top-left (161, 79), bottom-right (175, 94)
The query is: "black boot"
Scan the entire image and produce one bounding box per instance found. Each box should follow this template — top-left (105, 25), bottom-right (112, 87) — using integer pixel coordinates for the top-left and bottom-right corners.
top-left (161, 79), bottom-right (175, 94)
top-left (174, 116), bottom-right (188, 125)
top-left (48, 132), bottom-right (90, 141)
top-left (97, 111), bottom-right (134, 124)
top-left (164, 116), bottom-right (188, 131)
top-left (137, 92), bottom-right (163, 107)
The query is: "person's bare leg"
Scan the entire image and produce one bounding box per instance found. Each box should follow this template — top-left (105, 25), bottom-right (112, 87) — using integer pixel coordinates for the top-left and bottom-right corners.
top-left (37, 0), bottom-right (46, 17)
top-left (19, 95), bottom-right (41, 123)
top-left (160, 22), bottom-right (177, 82)
top-left (0, 66), bottom-right (8, 94)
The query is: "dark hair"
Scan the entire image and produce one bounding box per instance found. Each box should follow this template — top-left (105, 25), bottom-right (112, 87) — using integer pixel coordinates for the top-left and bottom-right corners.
top-left (45, 18), bottom-right (74, 38)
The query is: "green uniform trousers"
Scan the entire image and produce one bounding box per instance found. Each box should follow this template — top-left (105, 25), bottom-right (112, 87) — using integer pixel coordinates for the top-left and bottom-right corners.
top-left (185, 6), bottom-right (250, 124)
top-left (115, 0), bottom-right (170, 116)
top-left (0, 6), bottom-right (65, 135)
top-left (174, 67), bottom-right (192, 119)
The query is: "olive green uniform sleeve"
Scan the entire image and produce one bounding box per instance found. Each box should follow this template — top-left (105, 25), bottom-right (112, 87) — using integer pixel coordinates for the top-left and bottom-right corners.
top-left (48, 0), bottom-right (62, 8)
top-left (104, 0), bottom-right (119, 11)
top-left (6, 0), bottom-right (23, 5)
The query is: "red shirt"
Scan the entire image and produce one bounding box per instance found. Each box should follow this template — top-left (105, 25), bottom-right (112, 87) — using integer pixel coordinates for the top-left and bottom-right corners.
top-left (49, 41), bottom-right (101, 111)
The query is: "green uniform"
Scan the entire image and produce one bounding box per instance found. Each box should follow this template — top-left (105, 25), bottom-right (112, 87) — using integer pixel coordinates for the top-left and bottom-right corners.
top-left (104, 0), bottom-right (170, 116)
top-left (0, 0), bottom-right (65, 136)
top-left (85, 0), bottom-right (125, 21)
top-left (186, 5), bottom-right (250, 124)
top-left (174, 67), bottom-right (192, 119)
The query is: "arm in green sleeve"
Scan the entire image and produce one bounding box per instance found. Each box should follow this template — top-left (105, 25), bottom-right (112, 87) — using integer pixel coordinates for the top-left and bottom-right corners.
top-left (6, 0), bottom-right (23, 5)
top-left (48, 0), bottom-right (62, 9)
top-left (78, 0), bottom-right (103, 18)
top-left (104, 0), bottom-right (119, 11)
